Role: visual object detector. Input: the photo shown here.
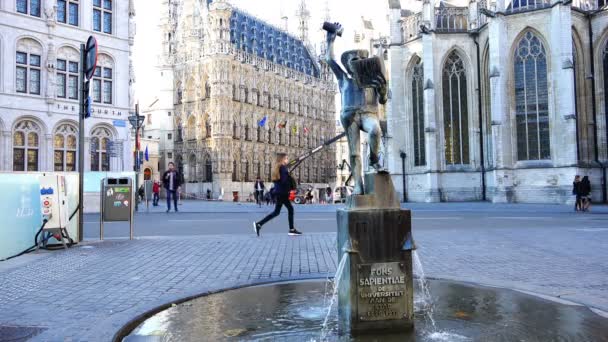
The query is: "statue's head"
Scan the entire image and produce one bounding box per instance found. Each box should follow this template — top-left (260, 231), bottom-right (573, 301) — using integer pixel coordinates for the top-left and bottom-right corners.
top-left (341, 49), bottom-right (369, 76)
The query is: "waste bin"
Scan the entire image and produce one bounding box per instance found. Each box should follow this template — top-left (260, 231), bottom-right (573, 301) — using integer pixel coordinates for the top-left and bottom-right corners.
top-left (102, 178), bottom-right (133, 222)
top-left (233, 191), bottom-right (239, 202)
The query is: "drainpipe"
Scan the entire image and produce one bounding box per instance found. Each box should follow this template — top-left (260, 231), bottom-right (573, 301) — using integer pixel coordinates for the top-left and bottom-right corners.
top-left (399, 151), bottom-right (407, 202)
top-left (587, 12), bottom-right (607, 203)
top-left (473, 33), bottom-right (487, 201)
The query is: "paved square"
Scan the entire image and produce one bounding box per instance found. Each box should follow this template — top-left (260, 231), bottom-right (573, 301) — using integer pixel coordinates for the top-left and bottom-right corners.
top-left (0, 202), bottom-right (606, 341)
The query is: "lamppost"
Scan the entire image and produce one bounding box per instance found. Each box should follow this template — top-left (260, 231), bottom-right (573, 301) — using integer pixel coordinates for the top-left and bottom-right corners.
top-left (128, 103), bottom-right (144, 211)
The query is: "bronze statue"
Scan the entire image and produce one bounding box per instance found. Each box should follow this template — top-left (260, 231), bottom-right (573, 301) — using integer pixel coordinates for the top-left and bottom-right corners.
top-left (325, 22), bottom-right (388, 195)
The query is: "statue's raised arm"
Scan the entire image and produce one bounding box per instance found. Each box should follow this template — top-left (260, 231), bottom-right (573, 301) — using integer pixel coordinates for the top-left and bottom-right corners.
top-left (324, 22), bottom-right (346, 84)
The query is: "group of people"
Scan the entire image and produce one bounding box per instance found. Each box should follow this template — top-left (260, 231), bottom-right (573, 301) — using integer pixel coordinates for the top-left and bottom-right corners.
top-left (572, 175), bottom-right (592, 212)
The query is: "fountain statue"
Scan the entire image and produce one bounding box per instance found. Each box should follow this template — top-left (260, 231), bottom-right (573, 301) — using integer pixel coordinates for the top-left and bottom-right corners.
top-left (325, 22), bottom-right (415, 335)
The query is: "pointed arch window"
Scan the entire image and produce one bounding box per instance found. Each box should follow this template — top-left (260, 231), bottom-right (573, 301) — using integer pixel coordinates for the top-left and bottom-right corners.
top-left (411, 60), bottom-right (425, 166)
top-left (90, 126), bottom-right (112, 171)
top-left (442, 51), bottom-right (469, 165)
top-left (232, 160), bottom-right (238, 181)
top-left (54, 124), bottom-right (78, 171)
top-left (13, 120), bottom-right (40, 171)
top-left (244, 160), bottom-right (250, 182)
top-left (514, 31), bottom-right (550, 161)
top-left (205, 159), bottom-right (213, 182)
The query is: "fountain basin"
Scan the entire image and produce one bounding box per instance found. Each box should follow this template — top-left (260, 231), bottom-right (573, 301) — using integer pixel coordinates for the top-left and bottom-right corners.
top-left (121, 279), bottom-right (608, 341)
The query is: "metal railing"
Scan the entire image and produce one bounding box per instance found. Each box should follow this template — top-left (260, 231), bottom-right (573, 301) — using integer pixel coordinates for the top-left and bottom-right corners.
top-left (505, 0), bottom-right (550, 13)
top-left (435, 6), bottom-right (469, 32)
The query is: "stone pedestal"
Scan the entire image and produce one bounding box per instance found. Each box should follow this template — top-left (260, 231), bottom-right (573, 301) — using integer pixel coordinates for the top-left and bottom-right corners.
top-left (337, 173), bottom-right (414, 335)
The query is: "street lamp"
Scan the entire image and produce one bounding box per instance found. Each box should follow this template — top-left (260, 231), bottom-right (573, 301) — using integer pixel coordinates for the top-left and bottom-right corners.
top-left (128, 103), bottom-right (144, 211)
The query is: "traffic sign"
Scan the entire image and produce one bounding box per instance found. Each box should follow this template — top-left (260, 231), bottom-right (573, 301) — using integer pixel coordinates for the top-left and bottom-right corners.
top-left (85, 95), bottom-right (92, 118)
top-left (84, 36), bottom-right (98, 80)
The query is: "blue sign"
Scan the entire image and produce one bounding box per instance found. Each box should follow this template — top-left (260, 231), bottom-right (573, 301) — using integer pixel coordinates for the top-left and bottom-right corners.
top-left (113, 120), bottom-right (126, 128)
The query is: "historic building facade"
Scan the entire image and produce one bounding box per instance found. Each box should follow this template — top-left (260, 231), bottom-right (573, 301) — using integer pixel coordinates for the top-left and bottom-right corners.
top-left (387, 0), bottom-right (608, 203)
top-left (0, 0), bottom-right (135, 173)
top-left (151, 0), bottom-right (336, 199)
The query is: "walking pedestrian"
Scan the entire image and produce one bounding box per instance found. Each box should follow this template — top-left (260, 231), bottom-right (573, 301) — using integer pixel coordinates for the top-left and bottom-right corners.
top-left (163, 162), bottom-right (182, 213)
top-left (580, 176), bottom-right (592, 212)
top-left (326, 187), bottom-right (333, 204)
top-left (253, 153), bottom-right (302, 237)
top-left (572, 175), bottom-right (582, 212)
top-left (153, 180), bottom-right (160, 207)
top-left (254, 176), bottom-right (265, 208)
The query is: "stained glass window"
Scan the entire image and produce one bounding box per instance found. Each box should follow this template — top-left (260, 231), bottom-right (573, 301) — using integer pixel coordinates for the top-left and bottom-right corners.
top-left (442, 51), bottom-right (470, 165)
top-left (13, 120), bottom-right (40, 171)
top-left (90, 127), bottom-right (111, 171)
top-left (54, 124), bottom-right (77, 171)
top-left (514, 32), bottom-right (550, 161)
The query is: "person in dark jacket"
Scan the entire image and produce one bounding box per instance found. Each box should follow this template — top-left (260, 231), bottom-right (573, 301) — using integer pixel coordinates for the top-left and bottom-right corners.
top-left (163, 162), bottom-right (182, 213)
top-left (254, 177), bottom-right (265, 208)
top-left (253, 153), bottom-right (302, 236)
top-left (572, 175), bottom-right (582, 212)
top-left (580, 176), bottom-right (592, 212)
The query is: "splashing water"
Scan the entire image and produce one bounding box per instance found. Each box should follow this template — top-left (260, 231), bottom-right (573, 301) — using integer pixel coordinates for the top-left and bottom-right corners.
top-left (413, 250), bottom-right (437, 330)
top-left (319, 252), bottom-right (348, 341)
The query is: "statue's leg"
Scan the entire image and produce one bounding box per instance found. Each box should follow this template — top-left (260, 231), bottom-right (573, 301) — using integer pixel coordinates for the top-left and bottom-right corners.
top-left (361, 113), bottom-right (382, 170)
top-left (341, 111), bottom-right (364, 195)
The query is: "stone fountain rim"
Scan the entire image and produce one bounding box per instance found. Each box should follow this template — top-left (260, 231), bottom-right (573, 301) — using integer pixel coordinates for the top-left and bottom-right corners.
top-left (112, 276), bottom-right (608, 341)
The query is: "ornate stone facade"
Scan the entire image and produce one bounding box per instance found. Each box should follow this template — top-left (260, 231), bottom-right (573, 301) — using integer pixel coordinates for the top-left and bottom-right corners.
top-left (0, 0), bottom-right (134, 172)
top-left (387, 0), bottom-right (608, 204)
top-left (156, 0), bottom-right (336, 199)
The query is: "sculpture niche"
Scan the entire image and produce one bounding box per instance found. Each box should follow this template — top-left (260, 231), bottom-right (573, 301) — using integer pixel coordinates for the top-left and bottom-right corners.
top-left (325, 22), bottom-right (415, 335)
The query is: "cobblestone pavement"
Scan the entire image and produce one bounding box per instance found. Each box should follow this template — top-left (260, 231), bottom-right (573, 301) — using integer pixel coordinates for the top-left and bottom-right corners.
top-left (0, 204), bottom-right (607, 341)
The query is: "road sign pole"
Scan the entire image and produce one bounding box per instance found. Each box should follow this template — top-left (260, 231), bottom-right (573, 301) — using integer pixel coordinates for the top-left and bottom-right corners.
top-left (78, 43), bottom-right (86, 242)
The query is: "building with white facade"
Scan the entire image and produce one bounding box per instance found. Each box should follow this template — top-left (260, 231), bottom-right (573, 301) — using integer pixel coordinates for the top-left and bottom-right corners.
top-left (0, 0), bottom-right (135, 173)
top-left (387, 0), bottom-right (608, 204)
top-left (146, 0), bottom-right (337, 200)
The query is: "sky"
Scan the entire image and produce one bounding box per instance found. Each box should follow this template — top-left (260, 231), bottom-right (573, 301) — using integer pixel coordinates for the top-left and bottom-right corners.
top-left (133, 0), bottom-right (392, 105)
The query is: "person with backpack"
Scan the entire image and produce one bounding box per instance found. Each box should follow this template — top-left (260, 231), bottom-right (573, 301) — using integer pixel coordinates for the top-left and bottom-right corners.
top-left (253, 153), bottom-right (302, 236)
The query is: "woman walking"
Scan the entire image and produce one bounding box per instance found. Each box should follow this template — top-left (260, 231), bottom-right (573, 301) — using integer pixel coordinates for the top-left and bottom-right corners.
top-left (580, 176), bottom-right (592, 212)
top-left (572, 175), bottom-right (582, 212)
top-left (253, 153), bottom-right (302, 237)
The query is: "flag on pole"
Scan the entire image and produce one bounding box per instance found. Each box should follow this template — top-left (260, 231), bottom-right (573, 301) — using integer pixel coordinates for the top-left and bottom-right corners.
top-left (258, 116), bottom-right (267, 127)
top-left (144, 145), bottom-right (149, 161)
top-left (291, 126), bottom-right (298, 134)
top-left (304, 127), bottom-right (309, 134)
top-left (278, 121), bottom-right (287, 129)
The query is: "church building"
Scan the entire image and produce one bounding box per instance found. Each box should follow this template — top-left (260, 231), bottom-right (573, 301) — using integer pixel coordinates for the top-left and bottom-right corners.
top-left (387, 0), bottom-right (608, 203)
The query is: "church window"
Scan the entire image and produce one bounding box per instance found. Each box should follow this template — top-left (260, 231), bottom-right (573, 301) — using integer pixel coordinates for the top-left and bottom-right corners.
top-left (411, 60), bottom-right (425, 166)
top-left (442, 51), bottom-right (469, 165)
top-left (514, 31), bottom-right (550, 161)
